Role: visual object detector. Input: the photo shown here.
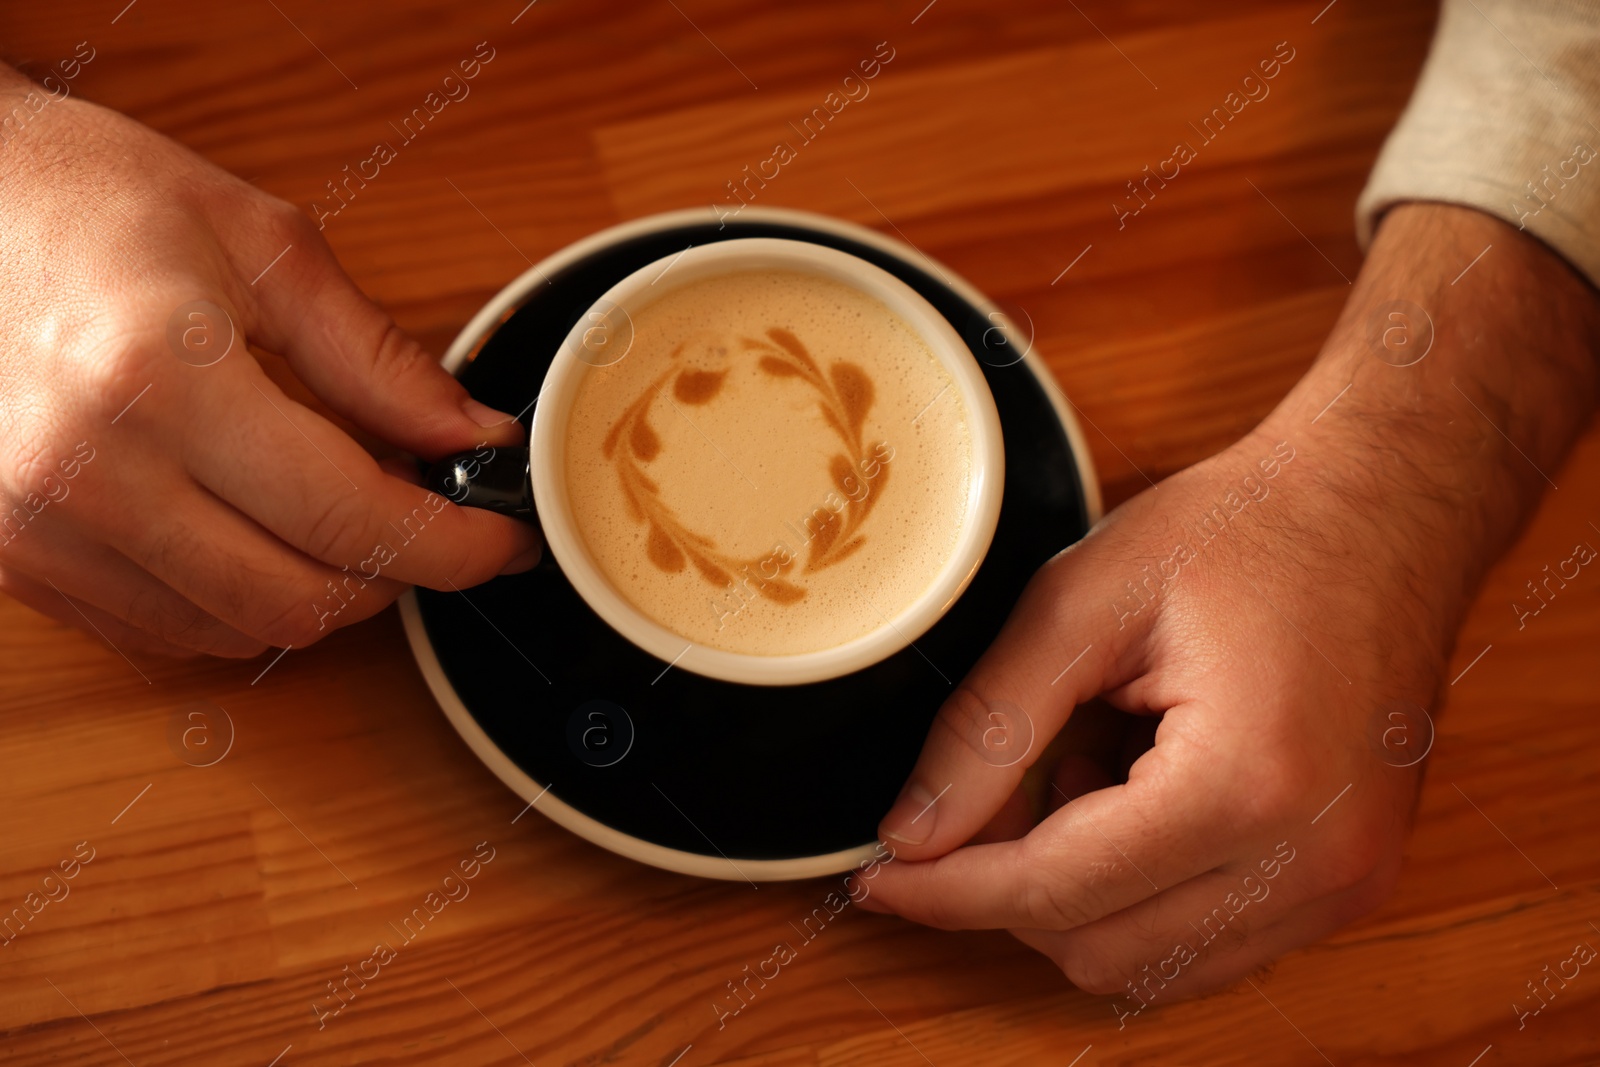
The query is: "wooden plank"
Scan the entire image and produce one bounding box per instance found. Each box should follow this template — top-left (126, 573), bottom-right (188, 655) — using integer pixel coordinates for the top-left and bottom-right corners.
top-left (9, 0), bottom-right (1600, 1064)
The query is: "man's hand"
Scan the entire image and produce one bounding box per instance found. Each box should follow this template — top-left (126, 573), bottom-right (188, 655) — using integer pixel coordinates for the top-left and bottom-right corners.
top-left (857, 203), bottom-right (1600, 1003)
top-left (0, 66), bottom-right (538, 658)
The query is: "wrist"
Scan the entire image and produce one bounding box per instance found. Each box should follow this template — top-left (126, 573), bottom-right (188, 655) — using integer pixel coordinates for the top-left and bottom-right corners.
top-left (1253, 203), bottom-right (1600, 652)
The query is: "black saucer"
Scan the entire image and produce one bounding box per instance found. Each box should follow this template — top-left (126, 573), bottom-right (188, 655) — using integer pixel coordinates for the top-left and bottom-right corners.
top-left (410, 214), bottom-right (1094, 874)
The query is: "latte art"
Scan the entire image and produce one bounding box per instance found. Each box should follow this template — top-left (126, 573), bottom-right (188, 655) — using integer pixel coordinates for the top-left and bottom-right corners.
top-left (564, 269), bottom-right (972, 657)
top-left (602, 326), bottom-right (892, 601)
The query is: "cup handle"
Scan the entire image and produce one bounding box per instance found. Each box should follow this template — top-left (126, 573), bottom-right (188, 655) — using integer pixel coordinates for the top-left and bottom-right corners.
top-left (424, 446), bottom-right (534, 518)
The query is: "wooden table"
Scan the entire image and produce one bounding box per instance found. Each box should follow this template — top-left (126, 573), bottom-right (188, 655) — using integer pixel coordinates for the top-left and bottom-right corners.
top-left (4, 1), bottom-right (1598, 1063)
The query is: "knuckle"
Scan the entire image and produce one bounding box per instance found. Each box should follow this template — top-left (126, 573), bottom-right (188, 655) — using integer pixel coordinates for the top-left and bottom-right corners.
top-left (263, 197), bottom-right (320, 246)
top-left (80, 326), bottom-right (164, 416)
top-left (1035, 546), bottom-right (1078, 586)
top-left (1202, 906), bottom-right (1256, 954)
top-left (131, 527), bottom-right (281, 648)
top-left (298, 493), bottom-right (374, 563)
top-left (1020, 847), bottom-right (1098, 929)
top-left (935, 686), bottom-right (1036, 770)
top-left (207, 585), bottom-right (259, 640)
top-left (128, 590), bottom-right (262, 659)
top-left (140, 520), bottom-right (205, 588)
top-left (935, 686), bottom-right (992, 748)
top-left (124, 585), bottom-right (208, 645)
top-left (370, 317), bottom-right (428, 376)
top-left (1234, 758), bottom-right (1310, 834)
top-left (251, 586), bottom-right (334, 649)
top-left (1058, 943), bottom-right (1128, 995)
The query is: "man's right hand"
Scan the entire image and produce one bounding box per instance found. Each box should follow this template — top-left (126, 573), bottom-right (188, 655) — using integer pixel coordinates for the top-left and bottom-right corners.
top-left (0, 66), bottom-right (539, 659)
top-left (859, 202), bottom-right (1600, 999)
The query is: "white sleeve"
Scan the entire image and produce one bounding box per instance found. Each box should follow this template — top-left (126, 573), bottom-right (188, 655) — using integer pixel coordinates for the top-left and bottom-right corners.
top-left (1356, 0), bottom-right (1600, 285)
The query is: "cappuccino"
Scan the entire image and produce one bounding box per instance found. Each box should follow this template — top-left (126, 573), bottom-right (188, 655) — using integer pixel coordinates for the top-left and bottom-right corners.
top-left (564, 268), bottom-right (972, 657)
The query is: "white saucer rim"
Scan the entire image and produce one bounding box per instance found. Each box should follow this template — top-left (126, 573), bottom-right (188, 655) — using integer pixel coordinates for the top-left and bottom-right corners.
top-left (400, 205), bottom-right (1104, 882)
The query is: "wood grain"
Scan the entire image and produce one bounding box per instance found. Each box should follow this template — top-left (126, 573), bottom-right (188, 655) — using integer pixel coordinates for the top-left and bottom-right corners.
top-left (4, 1), bottom-right (1599, 1064)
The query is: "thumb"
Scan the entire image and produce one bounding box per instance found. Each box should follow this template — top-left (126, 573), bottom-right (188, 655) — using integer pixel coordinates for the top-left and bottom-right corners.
top-left (876, 541), bottom-right (1150, 860)
top-left (242, 218), bottom-right (524, 459)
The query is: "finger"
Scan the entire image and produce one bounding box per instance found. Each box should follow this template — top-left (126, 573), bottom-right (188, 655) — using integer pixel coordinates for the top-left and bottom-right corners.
top-left (863, 728), bottom-right (1234, 932)
top-left (1053, 832), bottom-right (1402, 1002)
top-left (178, 360), bottom-right (540, 587)
top-left (66, 456), bottom-right (411, 647)
top-left (234, 208), bottom-right (525, 457)
top-left (134, 482), bottom-right (410, 646)
top-left (1171, 865), bottom-right (1397, 999)
top-left (1010, 861), bottom-right (1296, 997)
top-left (877, 541), bottom-right (1155, 857)
top-left (378, 455), bottom-right (541, 571)
top-left (0, 526), bottom-right (266, 657)
top-left (0, 565), bottom-right (202, 661)
top-left (1011, 862), bottom-right (1386, 1001)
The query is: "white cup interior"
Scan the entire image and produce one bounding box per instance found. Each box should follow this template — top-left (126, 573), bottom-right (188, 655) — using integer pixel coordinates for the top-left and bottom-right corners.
top-left (529, 238), bottom-right (1003, 686)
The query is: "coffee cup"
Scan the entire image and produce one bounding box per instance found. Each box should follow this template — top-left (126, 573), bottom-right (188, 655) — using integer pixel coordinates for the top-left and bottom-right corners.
top-left (429, 237), bottom-right (1003, 686)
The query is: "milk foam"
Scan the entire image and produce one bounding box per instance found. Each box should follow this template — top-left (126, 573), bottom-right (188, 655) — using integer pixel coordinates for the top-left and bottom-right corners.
top-left (564, 268), bottom-right (972, 657)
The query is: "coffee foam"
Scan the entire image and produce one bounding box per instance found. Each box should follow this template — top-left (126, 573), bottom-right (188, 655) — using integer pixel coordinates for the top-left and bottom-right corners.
top-left (563, 268), bottom-right (972, 657)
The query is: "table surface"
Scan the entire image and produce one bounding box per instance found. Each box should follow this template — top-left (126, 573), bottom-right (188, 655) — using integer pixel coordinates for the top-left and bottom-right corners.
top-left (4, 1), bottom-right (1599, 1064)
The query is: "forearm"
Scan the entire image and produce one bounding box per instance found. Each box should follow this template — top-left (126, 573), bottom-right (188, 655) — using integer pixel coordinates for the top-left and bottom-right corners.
top-left (1256, 202), bottom-right (1600, 664)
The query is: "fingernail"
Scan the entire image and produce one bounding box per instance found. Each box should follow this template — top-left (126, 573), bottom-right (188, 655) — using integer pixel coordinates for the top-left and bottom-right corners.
top-left (498, 543), bottom-right (542, 575)
top-left (462, 397), bottom-right (516, 428)
top-left (879, 782), bottom-right (936, 846)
